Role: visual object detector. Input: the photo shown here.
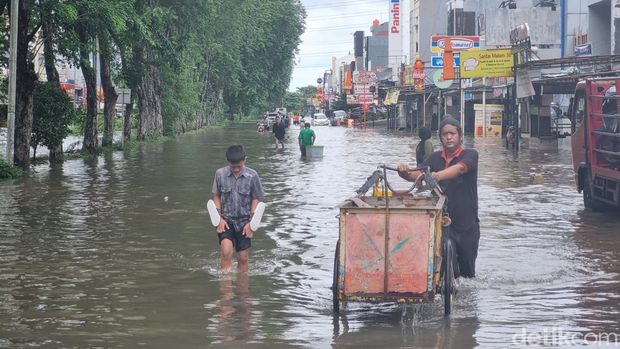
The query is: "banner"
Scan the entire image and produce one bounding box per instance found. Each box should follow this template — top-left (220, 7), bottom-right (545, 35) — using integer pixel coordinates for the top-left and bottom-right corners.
top-left (388, 0), bottom-right (402, 80)
top-left (460, 49), bottom-right (514, 78)
top-left (474, 104), bottom-right (503, 137)
top-left (431, 35), bottom-right (480, 53)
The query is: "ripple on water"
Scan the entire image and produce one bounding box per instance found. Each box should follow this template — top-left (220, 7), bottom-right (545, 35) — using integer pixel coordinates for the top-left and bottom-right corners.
top-left (0, 125), bottom-right (619, 348)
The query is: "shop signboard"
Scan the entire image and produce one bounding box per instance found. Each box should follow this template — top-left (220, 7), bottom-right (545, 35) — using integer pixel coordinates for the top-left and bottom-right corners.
top-left (459, 49), bottom-right (514, 78)
top-left (431, 35), bottom-right (480, 53)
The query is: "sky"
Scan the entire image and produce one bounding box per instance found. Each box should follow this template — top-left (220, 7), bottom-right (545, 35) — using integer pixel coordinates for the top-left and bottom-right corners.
top-left (289, 0), bottom-right (410, 91)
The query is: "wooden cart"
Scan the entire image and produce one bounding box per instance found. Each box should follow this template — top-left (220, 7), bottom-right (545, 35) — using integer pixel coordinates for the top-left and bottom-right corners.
top-left (332, 167), bottom-right (456, 316)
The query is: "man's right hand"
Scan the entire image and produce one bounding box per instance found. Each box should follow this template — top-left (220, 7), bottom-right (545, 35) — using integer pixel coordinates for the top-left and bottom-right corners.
top-left (397, 163), bottom-right (410, 175)
top-left (217, 219), bottom-right (229, 233)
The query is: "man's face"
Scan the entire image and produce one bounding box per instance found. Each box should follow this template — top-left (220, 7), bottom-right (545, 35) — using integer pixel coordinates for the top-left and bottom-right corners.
top-left (440, 124), bottom-right (461, 152)
top-left (276, 117), bottom-right (281, 123)
top-left (228, 160), bottom-right (245, 175)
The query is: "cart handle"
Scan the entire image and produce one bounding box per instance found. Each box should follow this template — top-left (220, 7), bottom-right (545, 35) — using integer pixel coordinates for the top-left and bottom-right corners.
top-left (380, 165), bottom-right (444, 196)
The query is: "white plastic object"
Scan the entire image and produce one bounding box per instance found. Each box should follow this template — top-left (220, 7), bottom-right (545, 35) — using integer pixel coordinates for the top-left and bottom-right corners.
top-left (207, 200), bottom-right (221, 227)
top-left (249, 202), bottom-right (266, 231)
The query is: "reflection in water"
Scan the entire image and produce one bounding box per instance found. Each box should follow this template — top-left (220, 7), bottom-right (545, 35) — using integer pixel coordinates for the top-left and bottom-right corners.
top-left (210, 272), bottom-right (253, 344)
top-left (0, 126), bottom-right (619, 348)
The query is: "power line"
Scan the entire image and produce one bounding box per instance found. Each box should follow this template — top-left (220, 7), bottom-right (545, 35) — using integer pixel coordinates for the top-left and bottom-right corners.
top-left (306, 10), bottom-right (387, 21)
top-left (304, 0), bottom-right (386, 11)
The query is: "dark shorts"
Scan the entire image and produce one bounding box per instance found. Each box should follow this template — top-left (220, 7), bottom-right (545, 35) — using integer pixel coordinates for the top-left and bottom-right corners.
top-left (275, 136), bottom-right (285, 144)
top-left (218, 226), bottom-right (251, 252)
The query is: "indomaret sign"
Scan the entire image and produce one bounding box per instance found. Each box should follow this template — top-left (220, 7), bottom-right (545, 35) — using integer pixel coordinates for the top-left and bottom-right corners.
top-left (388, 0), bottom-right (402, 81)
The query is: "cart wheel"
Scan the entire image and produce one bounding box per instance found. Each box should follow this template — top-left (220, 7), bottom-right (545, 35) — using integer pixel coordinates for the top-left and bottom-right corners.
top-left (443, 237), bottom-right (455, 316)
top-left (332, 239), bottom-right (340, 313)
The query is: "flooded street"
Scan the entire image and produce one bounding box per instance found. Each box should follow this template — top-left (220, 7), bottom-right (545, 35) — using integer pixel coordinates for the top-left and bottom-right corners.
top-left (1, 125), bottom-right (619, 348)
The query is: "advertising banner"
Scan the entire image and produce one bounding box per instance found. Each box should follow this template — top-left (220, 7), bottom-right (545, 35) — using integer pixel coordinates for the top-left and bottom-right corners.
top-left (431, 55), bottom-right (460, 68)
top-left (474, 104), bottom-right (504, 137)
top-left (358, 94), bottom-right (374, 104)
top-left (388, 0), bottom-right (402, 80)
top-left (460, 49), bottom-right (514, 78)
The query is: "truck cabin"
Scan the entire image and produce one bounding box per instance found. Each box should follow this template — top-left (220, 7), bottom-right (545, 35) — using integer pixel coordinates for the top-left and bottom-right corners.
top-left (570, 78), bottom-right (620, 209)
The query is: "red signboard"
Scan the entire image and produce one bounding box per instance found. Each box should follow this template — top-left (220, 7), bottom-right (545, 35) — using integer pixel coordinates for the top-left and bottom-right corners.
top-left (358, 94), bottom-right (374, 104)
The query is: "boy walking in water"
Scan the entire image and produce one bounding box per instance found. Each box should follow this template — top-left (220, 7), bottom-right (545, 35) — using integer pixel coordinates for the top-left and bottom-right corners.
top-left (212, 145), bottom-right (265, 272)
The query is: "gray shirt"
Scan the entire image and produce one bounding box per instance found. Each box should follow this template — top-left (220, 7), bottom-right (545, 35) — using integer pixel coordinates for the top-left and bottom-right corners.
top-left (212, 166), bottom-right (265, 231)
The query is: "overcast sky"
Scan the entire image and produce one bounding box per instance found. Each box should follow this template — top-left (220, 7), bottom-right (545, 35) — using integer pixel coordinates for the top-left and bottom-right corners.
top-left (289, 0), bottom-right (410, 90)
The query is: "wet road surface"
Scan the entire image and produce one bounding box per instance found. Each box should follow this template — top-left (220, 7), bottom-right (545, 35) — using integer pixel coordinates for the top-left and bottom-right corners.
top-left (1, 125), bottom-right (619, 348)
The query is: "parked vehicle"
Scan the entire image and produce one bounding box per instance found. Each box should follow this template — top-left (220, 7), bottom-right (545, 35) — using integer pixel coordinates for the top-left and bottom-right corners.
top-left (264, 112), bottom-right (278, 130)
top-left (570, 78), bottom-right (620, 210)
top-left (349, 107), bottom-right (378, 120)
top-left (312, 113), bottom-right (330, 126)
top-left (331, 110), bottom-right (347, 125)
top-left (550, 102), bottom-right (571, 137)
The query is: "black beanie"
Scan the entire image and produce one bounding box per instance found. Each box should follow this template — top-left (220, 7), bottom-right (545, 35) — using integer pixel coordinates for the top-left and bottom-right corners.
top-left (439, 116), bottom-right (462, 134)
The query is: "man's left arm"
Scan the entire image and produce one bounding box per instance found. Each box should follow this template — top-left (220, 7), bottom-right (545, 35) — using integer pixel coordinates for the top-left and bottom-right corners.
top-left (433, 150), bottom-right (478, 181)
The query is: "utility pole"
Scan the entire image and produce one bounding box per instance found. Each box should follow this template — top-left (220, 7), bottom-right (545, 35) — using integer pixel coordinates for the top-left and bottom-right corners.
top-left (6, 0), bottom-right (18, 163)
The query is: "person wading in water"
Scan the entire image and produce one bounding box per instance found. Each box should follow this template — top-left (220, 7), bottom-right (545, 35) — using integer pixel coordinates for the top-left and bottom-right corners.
top-left (398, 116), bottom-right (480, 278)
top-left (212, 145), bottom-right (265, 272)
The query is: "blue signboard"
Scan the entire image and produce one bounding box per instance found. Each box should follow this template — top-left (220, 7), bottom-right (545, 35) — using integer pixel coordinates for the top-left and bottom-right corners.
top-left (431, 55), bottom-right (460, 68)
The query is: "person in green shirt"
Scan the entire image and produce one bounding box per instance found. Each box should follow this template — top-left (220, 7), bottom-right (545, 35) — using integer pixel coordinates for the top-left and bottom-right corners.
top-left (416, 126), bottom-right (434, 165)
top-left (298, 122), bottom-right (316, 157)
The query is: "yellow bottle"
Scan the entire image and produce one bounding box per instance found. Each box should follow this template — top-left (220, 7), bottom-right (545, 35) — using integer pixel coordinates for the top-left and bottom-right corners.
top-left (372, 182), bottom-right (392, 198)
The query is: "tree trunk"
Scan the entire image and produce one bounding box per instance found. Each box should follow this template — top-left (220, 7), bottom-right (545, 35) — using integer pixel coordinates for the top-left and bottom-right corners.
top-left (136, 58), bottom-right (163, 141)
top-left (41, 6), bottom-right (63, 163)
top-left (13, 0), bottom-right (37, 169)
top-left (77, 24), bottom-right (98, 154)
top-left (100, 38), bottom-right (118, 147)
top-left (123, 91), bottom-right (134, 142)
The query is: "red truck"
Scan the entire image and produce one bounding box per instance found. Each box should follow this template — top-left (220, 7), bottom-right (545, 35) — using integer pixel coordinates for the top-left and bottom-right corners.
top-left (571, 78), bottom-right (620, 210)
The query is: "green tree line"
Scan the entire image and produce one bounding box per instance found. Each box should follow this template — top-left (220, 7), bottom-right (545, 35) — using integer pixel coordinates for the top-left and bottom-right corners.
top-left (0, 0), bottom-right (305, 169)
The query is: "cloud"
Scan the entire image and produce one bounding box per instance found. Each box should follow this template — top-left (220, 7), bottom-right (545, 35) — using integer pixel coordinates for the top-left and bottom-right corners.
top-left (289, 0), bottom-right (391, 90)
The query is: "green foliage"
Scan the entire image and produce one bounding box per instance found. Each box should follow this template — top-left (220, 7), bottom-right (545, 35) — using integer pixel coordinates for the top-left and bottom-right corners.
top-left (0, 158), bottom-right (24, 179)
top-left (282, 85), bottom-right (322, 114)
top-left (0, 0), bottom-right (306, 156)
top-left (31, 82), bottom-right (76, 157)
top-left (332, 91), bottom-right (349, 111)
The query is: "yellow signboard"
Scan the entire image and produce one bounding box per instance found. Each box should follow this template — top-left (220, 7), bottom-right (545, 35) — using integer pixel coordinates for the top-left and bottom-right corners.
top-left (460, 49), bottom-right (514, 78)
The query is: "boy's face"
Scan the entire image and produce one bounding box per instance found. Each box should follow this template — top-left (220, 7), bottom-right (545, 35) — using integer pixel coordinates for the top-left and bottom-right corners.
top-left (228, 160), bottom-right (245, 175)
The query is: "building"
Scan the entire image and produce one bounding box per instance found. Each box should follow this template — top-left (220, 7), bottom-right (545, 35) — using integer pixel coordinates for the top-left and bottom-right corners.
top-left (564, 0), bottom-right (619, 57)
top-left (366, 20), bottom-right (389, 72)
top-left (409, 0), bottom-right (448, 66)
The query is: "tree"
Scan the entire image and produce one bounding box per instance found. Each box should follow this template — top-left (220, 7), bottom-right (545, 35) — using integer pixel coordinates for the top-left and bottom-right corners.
top-left (99, 35), bottom-right (118, 146)
top-left (282, 91), bottom-right (306, 114)
top-left (31, 82), bottom-right (75, 160)
top-left (332, 91), bottom-right (349, 112)
top-left (4, 0), bottom-right (39, 169)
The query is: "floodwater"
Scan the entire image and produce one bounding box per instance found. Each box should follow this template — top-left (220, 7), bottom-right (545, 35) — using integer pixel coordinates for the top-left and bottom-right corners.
top-left (1, 125), bottom-right (619, 348)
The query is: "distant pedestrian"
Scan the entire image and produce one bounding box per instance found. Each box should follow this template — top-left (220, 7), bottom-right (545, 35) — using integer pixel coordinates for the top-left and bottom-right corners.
top-left (298, 122), bottom-right (316, 157)
top-left (416, 126), bottom-right (433, 165)
top-left (272, 115), bottom-right (286, 149)
top-left (211, 145), bottom-right (265, 272)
